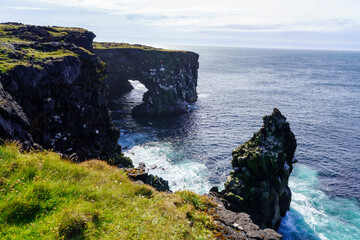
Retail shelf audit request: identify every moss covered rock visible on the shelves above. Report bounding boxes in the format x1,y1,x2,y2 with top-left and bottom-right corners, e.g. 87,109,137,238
220,108,297,230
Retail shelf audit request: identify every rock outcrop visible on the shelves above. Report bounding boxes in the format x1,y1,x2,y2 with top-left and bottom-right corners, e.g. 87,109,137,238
213,108,297,230
207,194,282,240
94,42,199,115
0,23,132,167
123,162,170,192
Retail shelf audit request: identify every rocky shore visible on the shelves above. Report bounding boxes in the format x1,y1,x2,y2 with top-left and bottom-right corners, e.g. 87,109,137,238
207,194,282,240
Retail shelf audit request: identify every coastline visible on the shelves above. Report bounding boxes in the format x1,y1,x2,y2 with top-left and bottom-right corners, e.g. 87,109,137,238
0,23,285,239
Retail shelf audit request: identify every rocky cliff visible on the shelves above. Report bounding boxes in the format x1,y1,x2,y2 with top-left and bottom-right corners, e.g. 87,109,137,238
207,195,282,240
93,42,199,115
0,23,131,167
212,108,297,230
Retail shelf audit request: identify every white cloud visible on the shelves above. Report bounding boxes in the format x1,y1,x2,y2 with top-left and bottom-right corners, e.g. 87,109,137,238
32,0,360,32
2,0,359,49
2,6,51,11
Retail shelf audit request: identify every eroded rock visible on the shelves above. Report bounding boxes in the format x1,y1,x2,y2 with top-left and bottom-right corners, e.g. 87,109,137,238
94,43,199,115
219,108,297,230
207,193,282,240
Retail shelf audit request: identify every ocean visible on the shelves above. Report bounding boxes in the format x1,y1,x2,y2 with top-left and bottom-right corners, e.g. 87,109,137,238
114,47,360,240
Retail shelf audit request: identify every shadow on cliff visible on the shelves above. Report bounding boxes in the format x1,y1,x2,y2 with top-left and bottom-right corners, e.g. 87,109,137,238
111,79,199,144
110,80,149,116
113,108,199,150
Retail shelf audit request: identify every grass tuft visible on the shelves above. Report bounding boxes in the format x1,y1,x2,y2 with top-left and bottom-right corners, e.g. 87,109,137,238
1,197,41,225
177,191,216,210
58,206,100,240
135,186,154,198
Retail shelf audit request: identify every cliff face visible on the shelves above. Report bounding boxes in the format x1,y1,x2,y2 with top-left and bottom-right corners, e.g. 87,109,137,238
0,82,33,146
213,108,297,230
94,43,199,115
0,23,131,167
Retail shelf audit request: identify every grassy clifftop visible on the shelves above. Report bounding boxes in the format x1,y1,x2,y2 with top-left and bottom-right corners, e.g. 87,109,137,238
0,143,216,240
0,42,77,74
0,23,88,42
0,23,94,74
93,42,186,53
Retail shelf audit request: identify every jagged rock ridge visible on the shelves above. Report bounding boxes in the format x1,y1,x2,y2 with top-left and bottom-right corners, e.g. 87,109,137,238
94,42,199,115
213,108,297,230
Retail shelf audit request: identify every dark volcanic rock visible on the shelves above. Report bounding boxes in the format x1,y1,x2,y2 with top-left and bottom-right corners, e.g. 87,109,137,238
219,108,297,230
0,82,33,147
208,193,282,240
0,23,132,167
94,45,199,115
124,163,170,192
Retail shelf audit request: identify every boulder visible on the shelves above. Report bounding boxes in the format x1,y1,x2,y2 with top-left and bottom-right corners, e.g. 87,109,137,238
124,163,170,192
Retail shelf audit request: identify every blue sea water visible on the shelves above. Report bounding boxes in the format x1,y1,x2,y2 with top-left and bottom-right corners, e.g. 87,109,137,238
114,47,360,240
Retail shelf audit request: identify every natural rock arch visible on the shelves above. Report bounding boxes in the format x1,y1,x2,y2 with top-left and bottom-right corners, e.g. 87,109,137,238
94,45,199,115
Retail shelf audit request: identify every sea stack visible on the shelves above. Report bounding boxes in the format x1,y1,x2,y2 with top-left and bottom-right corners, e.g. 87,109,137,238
218,108,297,230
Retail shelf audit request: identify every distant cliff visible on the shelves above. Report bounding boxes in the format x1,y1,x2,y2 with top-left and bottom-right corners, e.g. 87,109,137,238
93,42,199,115
0,23,131,167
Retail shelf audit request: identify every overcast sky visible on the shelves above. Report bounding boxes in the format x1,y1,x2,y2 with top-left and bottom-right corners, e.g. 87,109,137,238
1,0,360,50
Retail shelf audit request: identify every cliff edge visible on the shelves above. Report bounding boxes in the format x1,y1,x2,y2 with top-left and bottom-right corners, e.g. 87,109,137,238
94,42,199,115
0,23,131,167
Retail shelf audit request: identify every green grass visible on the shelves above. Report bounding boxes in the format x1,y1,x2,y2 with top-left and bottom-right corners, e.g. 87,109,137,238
93,42,186,53
0,43,77,73
52,27,88,33
0,24,34,43
0,24,21,34
0,23,88,74
0,143,216,240
0,24,87,42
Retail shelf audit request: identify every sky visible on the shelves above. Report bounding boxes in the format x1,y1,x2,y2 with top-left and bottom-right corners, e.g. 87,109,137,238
1,0,360,50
